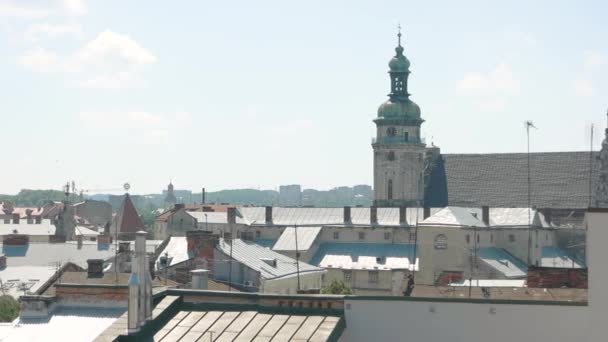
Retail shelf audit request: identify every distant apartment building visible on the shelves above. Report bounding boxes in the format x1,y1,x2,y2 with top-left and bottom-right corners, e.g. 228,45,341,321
279,184,301,206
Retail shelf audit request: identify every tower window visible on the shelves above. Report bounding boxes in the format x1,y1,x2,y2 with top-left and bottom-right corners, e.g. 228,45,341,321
387,151,395,161
403,132,409,142
386,127,396,137
387,179,393,200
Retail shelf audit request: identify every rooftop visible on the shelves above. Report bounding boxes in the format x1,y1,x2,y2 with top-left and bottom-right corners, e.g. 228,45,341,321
272,226,322,252
216,239,324,280
310,242,419,271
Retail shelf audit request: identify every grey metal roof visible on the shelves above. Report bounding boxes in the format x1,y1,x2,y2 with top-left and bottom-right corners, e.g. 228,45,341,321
425,152,598,209
155,237,189,270
215,239,324,280
1,242,117,268
0,219,56,235
541,246,584,268
0,265,57,299
187,211,248,225
272,226,322,251
240,207,441,227
309,243,418,270
477,247,528,278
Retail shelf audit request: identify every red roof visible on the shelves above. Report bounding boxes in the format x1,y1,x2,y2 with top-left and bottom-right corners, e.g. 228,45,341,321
115,194,145,233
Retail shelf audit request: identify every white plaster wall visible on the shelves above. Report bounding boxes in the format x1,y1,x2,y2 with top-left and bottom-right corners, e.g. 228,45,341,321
261,271,324,294
341,299,588,342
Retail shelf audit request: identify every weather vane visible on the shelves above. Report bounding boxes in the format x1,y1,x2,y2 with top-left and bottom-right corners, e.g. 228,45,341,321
397,23,402,46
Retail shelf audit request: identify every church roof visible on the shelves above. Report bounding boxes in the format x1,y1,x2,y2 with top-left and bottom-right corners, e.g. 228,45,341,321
114,193,146,233
425,151,598,209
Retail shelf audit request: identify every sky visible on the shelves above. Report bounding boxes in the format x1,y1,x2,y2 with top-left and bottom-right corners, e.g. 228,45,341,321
1,0,607,195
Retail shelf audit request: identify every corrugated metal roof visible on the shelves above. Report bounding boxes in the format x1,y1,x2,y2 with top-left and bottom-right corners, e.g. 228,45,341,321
216,239,324,280
541,246,584,268
421,207,486,227
0,242,117,269
477,247,527,278
0,265,57,299
309,243,418,271
272,226,322,251
187,211,249,225
155,237,189,270
240,207,441,226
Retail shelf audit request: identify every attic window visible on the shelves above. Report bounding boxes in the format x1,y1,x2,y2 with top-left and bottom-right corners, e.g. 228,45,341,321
509,234,516,242
465,234,470,244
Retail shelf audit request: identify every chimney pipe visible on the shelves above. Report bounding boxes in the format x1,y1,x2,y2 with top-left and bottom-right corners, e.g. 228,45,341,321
399,206,407,225
343,206,351,224
87,259,104,277
227,207,237,224
265,206,273,224
423,207,431,220
543,208,552,226
191,269,209,290
370,206,378,225
202,188,206,204
482,206,490,225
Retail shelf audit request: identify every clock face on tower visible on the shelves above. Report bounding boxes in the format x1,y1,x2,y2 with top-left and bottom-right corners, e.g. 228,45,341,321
386,127,396,137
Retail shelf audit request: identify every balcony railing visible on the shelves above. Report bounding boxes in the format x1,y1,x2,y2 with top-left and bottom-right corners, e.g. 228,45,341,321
372,136,425,144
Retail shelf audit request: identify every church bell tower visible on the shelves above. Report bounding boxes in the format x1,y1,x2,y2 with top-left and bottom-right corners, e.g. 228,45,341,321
373,29,426,207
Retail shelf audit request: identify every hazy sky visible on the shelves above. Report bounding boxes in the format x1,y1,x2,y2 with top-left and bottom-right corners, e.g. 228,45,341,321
1,0,607,194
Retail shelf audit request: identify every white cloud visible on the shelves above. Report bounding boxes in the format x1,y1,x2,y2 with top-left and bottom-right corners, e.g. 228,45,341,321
79,110,190,144
0,1,50,19
574,79,594,97
458,63,520,94
62,0,86,16
19,47,61,73
457,63,520,110
584,50,605,70
20,30,156,88
23,22,82,42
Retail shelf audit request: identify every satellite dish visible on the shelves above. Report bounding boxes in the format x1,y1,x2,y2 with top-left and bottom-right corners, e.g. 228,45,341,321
123,183,131,191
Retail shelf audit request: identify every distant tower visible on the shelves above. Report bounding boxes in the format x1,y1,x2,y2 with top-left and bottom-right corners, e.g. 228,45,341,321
164,182,177,208
373,28,426,207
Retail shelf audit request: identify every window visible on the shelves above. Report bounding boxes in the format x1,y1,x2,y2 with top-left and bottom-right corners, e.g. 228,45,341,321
546,233,549,241
387,151,395,161
369,271,379,283
465,234,470,244
255,230,261,238
403,131,409,142
476,234,480,243
384,232,391,240
490,234,494,243
434,234,447,249
387,179,393,200
358,232,365,240
509,234,516,242
386,127,396,137
409,232,417,241
333,231,340,240
343,270,352,282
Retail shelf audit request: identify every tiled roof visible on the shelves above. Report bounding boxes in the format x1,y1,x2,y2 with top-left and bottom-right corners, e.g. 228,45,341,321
272,226,322,251
216,239,324,280
425,152,599,209
309,243,419,271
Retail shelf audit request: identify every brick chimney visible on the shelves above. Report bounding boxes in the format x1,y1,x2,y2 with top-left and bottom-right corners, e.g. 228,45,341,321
227,207,237,224
187,230,218,265
370,206,378,225
343,206,351,224
399,206,407,225
423,207,431,220
87,259,104,278
265,206,273,224
482,206,490,225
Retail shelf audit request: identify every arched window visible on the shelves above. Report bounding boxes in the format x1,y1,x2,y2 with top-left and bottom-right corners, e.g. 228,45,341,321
434,234,448,249
387,179,393,200
387,151,395,161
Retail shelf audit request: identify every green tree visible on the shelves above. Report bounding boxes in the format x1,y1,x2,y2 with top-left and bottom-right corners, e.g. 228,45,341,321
0,295,19,322
321,280,353,295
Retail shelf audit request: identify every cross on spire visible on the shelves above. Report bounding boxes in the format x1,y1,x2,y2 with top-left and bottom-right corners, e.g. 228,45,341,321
397,23,402,47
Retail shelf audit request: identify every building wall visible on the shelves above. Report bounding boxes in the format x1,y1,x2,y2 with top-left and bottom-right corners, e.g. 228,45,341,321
261,272,324,294
322,268,405,296
73,200,112,227
341,299,588,342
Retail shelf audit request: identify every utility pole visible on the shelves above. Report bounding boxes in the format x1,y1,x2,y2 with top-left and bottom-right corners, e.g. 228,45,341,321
294,224,301,292
525,121,536,266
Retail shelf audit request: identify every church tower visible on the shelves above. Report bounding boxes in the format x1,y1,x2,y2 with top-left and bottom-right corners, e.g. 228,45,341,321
373,29,426,207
